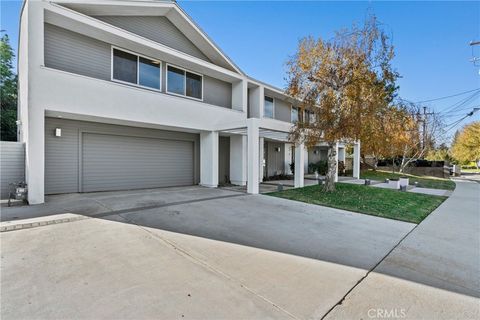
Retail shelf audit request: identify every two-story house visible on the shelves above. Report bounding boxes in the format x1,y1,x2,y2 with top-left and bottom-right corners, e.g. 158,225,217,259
18,0,361,204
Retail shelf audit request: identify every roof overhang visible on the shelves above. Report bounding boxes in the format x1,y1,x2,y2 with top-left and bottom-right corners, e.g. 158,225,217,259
52,0,244,75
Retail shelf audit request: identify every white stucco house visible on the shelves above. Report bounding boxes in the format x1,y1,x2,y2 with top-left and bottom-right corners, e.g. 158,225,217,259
17,0,361,204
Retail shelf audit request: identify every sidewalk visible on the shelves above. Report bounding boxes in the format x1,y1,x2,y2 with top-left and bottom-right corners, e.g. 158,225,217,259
325,179,480,319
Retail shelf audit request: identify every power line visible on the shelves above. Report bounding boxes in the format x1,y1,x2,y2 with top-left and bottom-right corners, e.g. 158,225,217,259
444,108,480,132
437,90,480,114
413,88,480,104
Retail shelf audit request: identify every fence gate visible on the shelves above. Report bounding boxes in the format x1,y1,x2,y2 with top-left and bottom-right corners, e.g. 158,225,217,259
0,141,25,199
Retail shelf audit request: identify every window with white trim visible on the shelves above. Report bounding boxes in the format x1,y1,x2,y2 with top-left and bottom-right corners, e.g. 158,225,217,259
167,65,203,100
112,48,161,90
291,106,299,123
264,96,274,118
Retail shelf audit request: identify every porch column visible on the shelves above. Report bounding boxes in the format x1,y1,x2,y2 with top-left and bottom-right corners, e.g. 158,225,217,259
304,147,309,173
200,131,219,188
26,109,45,204
247,119,260,194
259,137,264,182
294,143,305,188
284,143,293,175
353,140,361,179
334,142,339,182
230,135,247,185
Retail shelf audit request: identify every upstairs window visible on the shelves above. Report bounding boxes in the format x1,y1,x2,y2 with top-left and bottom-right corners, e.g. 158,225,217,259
306,110,315,124
291,106,299,123
167,65,203,100
112,48,161,90
264,96,274,118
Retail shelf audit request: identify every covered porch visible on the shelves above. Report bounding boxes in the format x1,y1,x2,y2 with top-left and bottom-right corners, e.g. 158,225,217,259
217,118,361,194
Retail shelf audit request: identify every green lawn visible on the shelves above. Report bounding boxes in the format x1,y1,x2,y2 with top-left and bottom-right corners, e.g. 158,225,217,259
360,169,455,190
268,183,447,224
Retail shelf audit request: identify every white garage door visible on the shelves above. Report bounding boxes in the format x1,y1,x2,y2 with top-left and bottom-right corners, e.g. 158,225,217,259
82,133,194,192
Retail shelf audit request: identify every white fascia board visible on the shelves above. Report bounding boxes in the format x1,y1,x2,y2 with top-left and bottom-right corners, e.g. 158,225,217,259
167,4,244,75
44,2,243,83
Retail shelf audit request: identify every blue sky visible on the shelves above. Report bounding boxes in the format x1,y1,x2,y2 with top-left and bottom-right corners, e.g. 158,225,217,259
1,0,479,133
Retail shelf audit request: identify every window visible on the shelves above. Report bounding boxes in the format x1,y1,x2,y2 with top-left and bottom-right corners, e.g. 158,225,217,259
113,49,137,84
186,72,202,99
264,96,274,118
167,66,185,95
139,57,161,89
112,48,161,90
306,110,315,124
291,106,299,123
167,65,203,100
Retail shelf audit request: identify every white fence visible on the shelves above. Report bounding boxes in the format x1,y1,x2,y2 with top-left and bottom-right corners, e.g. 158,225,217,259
1,141,25,199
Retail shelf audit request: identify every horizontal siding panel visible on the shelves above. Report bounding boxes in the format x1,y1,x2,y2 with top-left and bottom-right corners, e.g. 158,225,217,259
95,16,210,62
0,142,25,199
44,23,111,81
204,76,232,109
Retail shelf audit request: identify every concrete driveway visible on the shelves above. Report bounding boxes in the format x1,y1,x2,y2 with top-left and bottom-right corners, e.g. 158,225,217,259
1,186,415,319
2,183,475,319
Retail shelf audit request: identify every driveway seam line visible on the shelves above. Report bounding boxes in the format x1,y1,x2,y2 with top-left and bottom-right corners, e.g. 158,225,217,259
88,193,247,219
320,223,420,320
0,193,247,231
120,214,300,320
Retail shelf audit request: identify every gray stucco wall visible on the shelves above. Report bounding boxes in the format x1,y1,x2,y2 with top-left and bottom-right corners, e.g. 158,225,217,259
0,142,25,199
94,16,210,62
265,141,285,177
45,118,200,194
274,98,291,122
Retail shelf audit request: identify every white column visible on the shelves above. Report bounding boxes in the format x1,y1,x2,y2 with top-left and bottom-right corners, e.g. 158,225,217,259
25,1,46,204
232,80,247,112
230,135,247,185
304,147,309,173
259,137,264,182
258,86,265,118
247,119,260,194
284,143,293,175
334,142,339,182
353,141,361,179
26,109,45,204
294,143,305,188
200,131,219,188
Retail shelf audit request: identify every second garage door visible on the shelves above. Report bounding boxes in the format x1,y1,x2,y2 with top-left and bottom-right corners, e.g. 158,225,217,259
82,133,194,192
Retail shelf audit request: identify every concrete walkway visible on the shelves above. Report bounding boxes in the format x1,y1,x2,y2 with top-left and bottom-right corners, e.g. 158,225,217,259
325,179,480,319
341,178,453,196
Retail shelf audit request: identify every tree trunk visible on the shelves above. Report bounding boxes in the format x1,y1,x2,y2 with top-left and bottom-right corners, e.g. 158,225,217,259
324,142,337,192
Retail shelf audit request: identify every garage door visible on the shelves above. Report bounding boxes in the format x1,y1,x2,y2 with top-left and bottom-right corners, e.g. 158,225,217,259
82,133,194,192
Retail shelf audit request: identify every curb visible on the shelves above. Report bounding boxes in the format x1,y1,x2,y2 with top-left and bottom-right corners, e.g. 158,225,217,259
0,215,88,233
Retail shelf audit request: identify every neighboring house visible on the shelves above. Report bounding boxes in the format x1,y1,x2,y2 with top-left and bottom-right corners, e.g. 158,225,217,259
18,0,361,204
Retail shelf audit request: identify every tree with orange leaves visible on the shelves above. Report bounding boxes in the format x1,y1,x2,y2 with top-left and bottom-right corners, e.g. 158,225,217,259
286,15,398,191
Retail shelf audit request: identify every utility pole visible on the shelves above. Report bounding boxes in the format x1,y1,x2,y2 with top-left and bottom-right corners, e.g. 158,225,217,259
418,107,435,151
